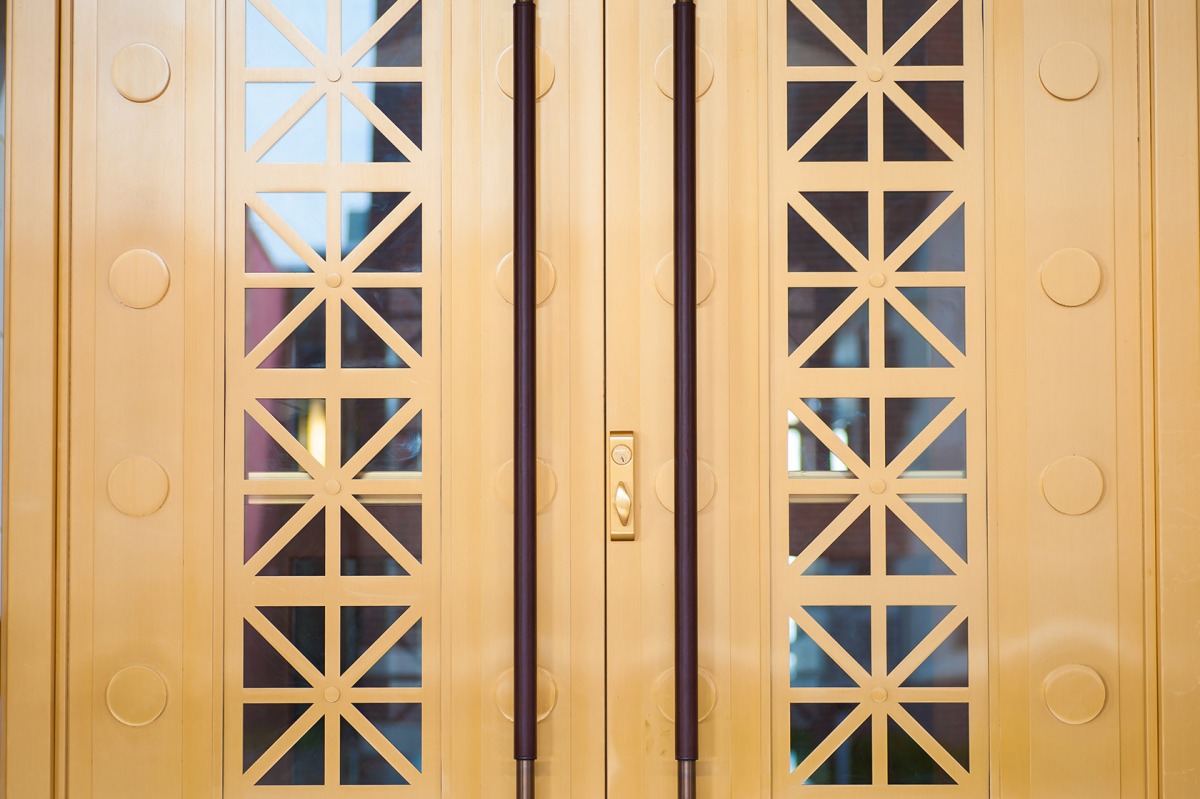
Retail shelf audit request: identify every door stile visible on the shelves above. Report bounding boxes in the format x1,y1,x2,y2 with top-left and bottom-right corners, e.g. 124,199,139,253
2,1,65,796
444,0,606,793
605,1,768,795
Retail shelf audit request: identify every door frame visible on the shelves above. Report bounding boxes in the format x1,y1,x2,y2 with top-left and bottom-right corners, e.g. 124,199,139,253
2,0,65,796
2,1,1198,797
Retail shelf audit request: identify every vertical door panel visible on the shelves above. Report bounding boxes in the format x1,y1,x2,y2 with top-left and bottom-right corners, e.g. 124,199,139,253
66,0,219,796
443,0,606,794
605,1,768,796
992,0,1151,795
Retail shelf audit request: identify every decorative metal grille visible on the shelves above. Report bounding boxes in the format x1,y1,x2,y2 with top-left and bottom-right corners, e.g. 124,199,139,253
227,1,437,792
775,0,987,791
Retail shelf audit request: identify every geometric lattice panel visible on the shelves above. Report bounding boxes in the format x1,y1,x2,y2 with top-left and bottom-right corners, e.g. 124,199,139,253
776,0,986,791
228,0,436,792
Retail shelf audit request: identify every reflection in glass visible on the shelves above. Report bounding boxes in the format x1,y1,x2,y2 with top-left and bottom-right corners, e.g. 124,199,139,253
361,207,422,272
904,618,968,688
790,703,869,781
885,191,951,258
245,621,310,687
884,94,949,162
789,496,859,557
883,0,939,52
886,505,953,575
790,289,868,368
898,81,965,147
270,0,327,54
894,1,963,67
884,398,966,477
811,0,868,51
886,605,954,672
787,1,852,66
791,617,856,687
343,289,422,368
342,192,410,257
885,304,950,368
261,96,327,163
246,2,317,68
788,398,868,473
259,397,324,461
244,704,322,781
803,96,868,162
899,204,965,272
244,412,302,475
341,607,421,688
899,287,965,354
245,292,327,373
900,703,970,771
888,715,956,784
245,83,313,151
787,82,853,150
807,191,869,257
342,502,421,575
247,192,327,271
343,190,422,271
259,605,326,672
904,495,967,561
258,509,326,576
346,0,422,67
788,206,854,273
340,398,421,475
342,85,422,163
259,716,325,785
341,704,422,785
808,605,871,672
245,499,316,562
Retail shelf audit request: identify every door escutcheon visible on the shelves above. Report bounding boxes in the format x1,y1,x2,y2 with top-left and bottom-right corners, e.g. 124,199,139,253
609,432,636,541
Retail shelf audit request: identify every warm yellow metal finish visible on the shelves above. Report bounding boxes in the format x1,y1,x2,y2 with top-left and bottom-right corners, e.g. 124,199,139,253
443,0,607,794
1150,2,1200,797
990,1,1153,796
605,1,768,795
768,0,988,793
2,0,1195,797
609,432,636,541
2,0,63,797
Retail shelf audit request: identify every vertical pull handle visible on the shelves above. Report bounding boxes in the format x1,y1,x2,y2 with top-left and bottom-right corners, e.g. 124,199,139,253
673,3,699,799
513,2,538,798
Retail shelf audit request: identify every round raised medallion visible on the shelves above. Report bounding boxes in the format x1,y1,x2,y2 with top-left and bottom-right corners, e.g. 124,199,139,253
107,456,170,518
495,459,558,514
654,252,717,306
1040,248,1102,307
1043,664,1106,725
496,251,557,306
495,667,558,722
109,249,170,309
654,460,718,513
496,45,556,99
112,43,171,103
1041,455,1104,516
1039,41,1100,101
653,667,719,723
654,46,716,99
106,666,169,727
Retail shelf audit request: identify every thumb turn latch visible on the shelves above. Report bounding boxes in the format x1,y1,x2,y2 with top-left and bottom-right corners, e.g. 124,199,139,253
609,432,636,541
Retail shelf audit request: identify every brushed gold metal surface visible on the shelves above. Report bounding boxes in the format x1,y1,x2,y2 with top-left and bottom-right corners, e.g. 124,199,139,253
1,1,1179,797
609,432,636,540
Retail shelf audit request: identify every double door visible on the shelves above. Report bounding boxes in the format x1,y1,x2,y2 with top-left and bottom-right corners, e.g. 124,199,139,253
28,0,1155,796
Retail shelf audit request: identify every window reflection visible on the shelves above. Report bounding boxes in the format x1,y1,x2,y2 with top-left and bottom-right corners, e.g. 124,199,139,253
790,703,871,782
